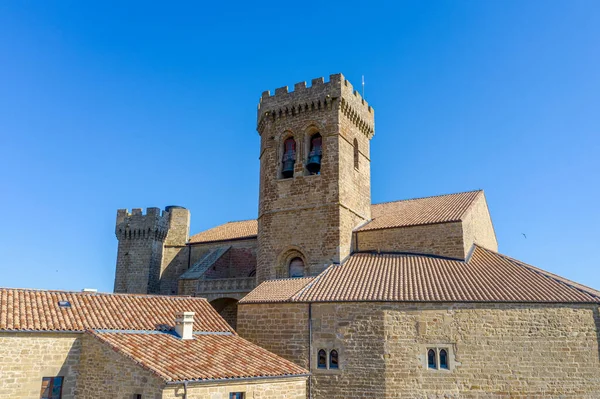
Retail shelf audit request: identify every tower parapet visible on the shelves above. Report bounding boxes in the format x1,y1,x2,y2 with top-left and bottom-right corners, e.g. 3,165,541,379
115,207,169,242
257,73,374,139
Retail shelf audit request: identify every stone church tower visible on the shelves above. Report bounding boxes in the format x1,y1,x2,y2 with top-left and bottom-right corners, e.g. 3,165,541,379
256,74,375,283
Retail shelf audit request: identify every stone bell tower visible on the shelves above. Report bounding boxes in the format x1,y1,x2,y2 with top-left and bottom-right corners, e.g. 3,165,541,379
256,73,375,283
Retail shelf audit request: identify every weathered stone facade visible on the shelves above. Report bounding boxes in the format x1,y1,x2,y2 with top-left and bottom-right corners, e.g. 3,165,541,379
238,301,600,398
256,74,374,283
162,378,307,399
0,333,80,399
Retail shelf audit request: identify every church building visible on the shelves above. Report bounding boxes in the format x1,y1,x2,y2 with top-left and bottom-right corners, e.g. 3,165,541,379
113,73,600,397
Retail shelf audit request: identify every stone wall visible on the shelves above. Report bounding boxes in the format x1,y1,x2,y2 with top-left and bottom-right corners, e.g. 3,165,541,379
190,239,257,274
161,245,190,295
356,222,466,259
0,332,81,399
256,74,374,283
162,377,307,399
461,193,498,254
237,303,310,368
76,334,164,399
238,301,600,398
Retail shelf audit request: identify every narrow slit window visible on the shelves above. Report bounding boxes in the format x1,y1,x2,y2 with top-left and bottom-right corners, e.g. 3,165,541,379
229,393,245,399
427,349,437,369
282,137,296,178
353,138,359,169
439,349,448,369
329,350,339,369
317,349,327,369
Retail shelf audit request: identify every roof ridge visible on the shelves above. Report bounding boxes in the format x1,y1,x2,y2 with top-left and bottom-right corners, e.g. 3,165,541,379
472,245,600,300
0,287,204,301
372,189,483,207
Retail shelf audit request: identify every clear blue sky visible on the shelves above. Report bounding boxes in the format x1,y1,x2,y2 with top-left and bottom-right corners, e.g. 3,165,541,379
1,1,598,293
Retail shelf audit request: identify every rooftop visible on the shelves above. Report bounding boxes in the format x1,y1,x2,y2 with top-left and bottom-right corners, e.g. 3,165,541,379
89,330,309,383
241,246,600,304
188,190,484,244
0,288,233,333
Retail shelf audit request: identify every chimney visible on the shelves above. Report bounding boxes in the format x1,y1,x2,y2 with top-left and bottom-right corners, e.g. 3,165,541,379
175,312,195,340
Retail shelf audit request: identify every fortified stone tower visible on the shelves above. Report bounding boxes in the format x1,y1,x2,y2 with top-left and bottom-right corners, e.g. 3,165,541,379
256,73,375,283
114,206,190,294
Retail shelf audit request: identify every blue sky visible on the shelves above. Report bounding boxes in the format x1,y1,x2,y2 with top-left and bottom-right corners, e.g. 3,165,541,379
1,1,598,292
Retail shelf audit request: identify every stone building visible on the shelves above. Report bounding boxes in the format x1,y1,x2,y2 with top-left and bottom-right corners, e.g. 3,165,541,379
113,73,600,397
0,287,308,399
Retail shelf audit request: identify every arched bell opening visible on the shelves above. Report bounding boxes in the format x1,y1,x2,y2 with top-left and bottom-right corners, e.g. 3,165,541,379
306,133,322,175
281,136,296,179
209,297,239,330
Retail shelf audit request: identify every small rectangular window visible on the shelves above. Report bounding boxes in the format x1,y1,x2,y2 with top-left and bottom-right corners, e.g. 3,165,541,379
40,377,63,399
230,393,245,399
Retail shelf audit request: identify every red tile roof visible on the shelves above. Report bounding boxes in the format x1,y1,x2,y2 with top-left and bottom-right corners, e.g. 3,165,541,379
189,220,258,244
242,246,600,304
89,330,309,382
187,191,484,243
0,288,234,333
359,190,483,232
240,277,315,304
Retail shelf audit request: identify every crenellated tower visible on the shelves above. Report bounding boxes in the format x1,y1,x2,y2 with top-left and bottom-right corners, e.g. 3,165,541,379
114,206,190,294
256,73,375,283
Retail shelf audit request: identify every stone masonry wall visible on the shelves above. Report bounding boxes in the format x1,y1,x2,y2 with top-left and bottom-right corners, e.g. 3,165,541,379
256,74,374,283
0,333,81,399
356,222,466,259
76,334,164,399
239,302,600,398
190,239,257,274
237,303,310,368
461,193,498,254
162,377,307,399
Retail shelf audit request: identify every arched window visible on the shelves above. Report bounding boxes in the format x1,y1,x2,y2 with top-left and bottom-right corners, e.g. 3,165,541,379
306,133,322,175
439,349,448,369
427,349,437,369
353,138,359,170
329,350,339,369
317,349,327,369
282,137,296,178
289,257,305,278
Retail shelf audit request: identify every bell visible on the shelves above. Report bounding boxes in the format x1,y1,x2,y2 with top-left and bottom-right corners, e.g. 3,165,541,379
282,159,295,178
306,150,322,174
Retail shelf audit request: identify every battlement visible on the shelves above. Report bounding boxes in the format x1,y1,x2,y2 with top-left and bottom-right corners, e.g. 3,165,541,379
257,73,375,138
115,207,170,241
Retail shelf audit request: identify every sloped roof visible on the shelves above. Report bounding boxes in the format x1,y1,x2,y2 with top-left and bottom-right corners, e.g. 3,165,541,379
188,191,484,244
0,288,233,333
189,220,258,244
88,330,309,383
180,246,231,280
241,246,600,304
240,277,315,304
359,190,483,232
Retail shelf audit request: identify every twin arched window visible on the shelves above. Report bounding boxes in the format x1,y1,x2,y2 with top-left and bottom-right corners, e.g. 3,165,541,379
317,349,339,369
289,257,305,278
428,348,449,370
281,132,323,178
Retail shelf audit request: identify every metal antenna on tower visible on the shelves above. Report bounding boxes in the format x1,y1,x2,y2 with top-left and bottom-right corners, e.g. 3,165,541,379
362,75,365,98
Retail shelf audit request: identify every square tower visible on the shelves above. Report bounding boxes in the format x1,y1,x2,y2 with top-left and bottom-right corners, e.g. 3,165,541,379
256,73,375,282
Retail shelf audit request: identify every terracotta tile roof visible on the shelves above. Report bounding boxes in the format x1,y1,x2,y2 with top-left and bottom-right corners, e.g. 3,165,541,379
89,330,309,382
187,191,483,243
0,288,234,333
189,220,258,243
242,246,600,304
359,190,483,231
240,277,315,304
